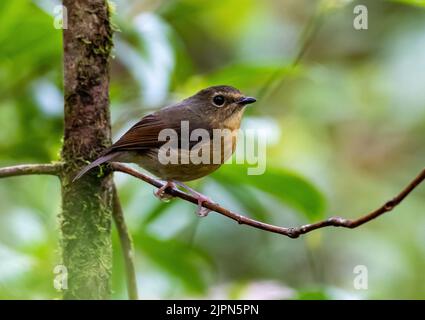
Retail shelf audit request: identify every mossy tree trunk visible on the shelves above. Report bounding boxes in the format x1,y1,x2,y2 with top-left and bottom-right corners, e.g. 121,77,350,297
60,0,114,299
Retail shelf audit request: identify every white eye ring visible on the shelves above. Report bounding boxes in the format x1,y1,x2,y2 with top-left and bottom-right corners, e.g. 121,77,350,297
212,95,225,107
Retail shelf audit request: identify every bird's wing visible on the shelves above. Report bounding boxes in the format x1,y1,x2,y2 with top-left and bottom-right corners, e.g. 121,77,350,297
107,113,170,153
74,112,172,181
105,103,212,155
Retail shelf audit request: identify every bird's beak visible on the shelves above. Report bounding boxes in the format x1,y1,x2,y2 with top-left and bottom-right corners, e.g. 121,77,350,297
238,96,257,106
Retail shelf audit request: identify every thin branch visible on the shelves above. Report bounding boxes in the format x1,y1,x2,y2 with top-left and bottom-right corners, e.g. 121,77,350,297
0,163,62,178
257,9,325,101
112,163,425,239
112,184,138,300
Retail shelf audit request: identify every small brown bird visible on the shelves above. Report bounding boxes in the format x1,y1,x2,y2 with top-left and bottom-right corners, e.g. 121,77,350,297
74,85,256,215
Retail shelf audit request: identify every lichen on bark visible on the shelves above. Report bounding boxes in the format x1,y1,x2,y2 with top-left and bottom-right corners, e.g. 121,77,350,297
60,0,114,299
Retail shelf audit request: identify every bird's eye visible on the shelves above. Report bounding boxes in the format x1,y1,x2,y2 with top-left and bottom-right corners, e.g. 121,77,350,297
213,95,225,107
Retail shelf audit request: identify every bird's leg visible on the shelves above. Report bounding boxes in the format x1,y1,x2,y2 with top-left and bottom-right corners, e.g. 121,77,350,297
154,180,176,202
174,181,214,217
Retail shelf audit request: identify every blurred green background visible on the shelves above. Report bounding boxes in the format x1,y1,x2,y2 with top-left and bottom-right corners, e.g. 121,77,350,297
0,0,424,299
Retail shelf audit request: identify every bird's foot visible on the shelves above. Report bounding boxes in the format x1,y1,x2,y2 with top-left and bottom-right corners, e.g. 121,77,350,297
154,181,176,202
174,181,215,217
194,194,213,217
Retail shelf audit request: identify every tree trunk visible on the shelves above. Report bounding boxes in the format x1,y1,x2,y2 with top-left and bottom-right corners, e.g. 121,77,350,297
60,0,114,299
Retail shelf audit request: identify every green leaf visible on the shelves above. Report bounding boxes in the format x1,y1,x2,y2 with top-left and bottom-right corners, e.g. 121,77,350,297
212,165,326,221
0,1,61,98
214,181,270,222
180,63,297,95
133,231,211,293
140,200,174,226
390,0,425,7
207,64,293,89
296,289,331,300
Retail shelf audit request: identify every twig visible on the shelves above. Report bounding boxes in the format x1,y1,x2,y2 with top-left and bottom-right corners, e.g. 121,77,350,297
112,184,138,300
112,163,425,239
0,163,62,178
257,9,324,101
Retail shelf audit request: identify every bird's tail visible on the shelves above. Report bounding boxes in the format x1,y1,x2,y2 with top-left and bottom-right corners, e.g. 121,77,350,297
72,152,118,182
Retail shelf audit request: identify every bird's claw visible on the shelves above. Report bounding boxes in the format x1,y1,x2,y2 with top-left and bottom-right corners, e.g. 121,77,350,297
164,180,216,217
195,194,214,217
154,181,176,202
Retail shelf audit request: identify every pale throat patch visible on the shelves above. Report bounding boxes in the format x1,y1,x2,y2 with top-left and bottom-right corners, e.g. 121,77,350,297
222,109,244,130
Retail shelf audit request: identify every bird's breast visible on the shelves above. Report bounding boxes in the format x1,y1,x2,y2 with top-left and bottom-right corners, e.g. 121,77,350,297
122,129,239,181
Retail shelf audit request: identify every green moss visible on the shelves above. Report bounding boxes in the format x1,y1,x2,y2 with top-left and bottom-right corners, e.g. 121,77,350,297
60,0,115,300
60,176,113,299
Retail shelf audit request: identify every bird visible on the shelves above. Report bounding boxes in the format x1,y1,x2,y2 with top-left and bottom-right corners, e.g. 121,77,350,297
73,85,256,216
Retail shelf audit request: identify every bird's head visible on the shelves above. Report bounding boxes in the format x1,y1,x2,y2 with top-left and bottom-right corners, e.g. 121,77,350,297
186,85,256,129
